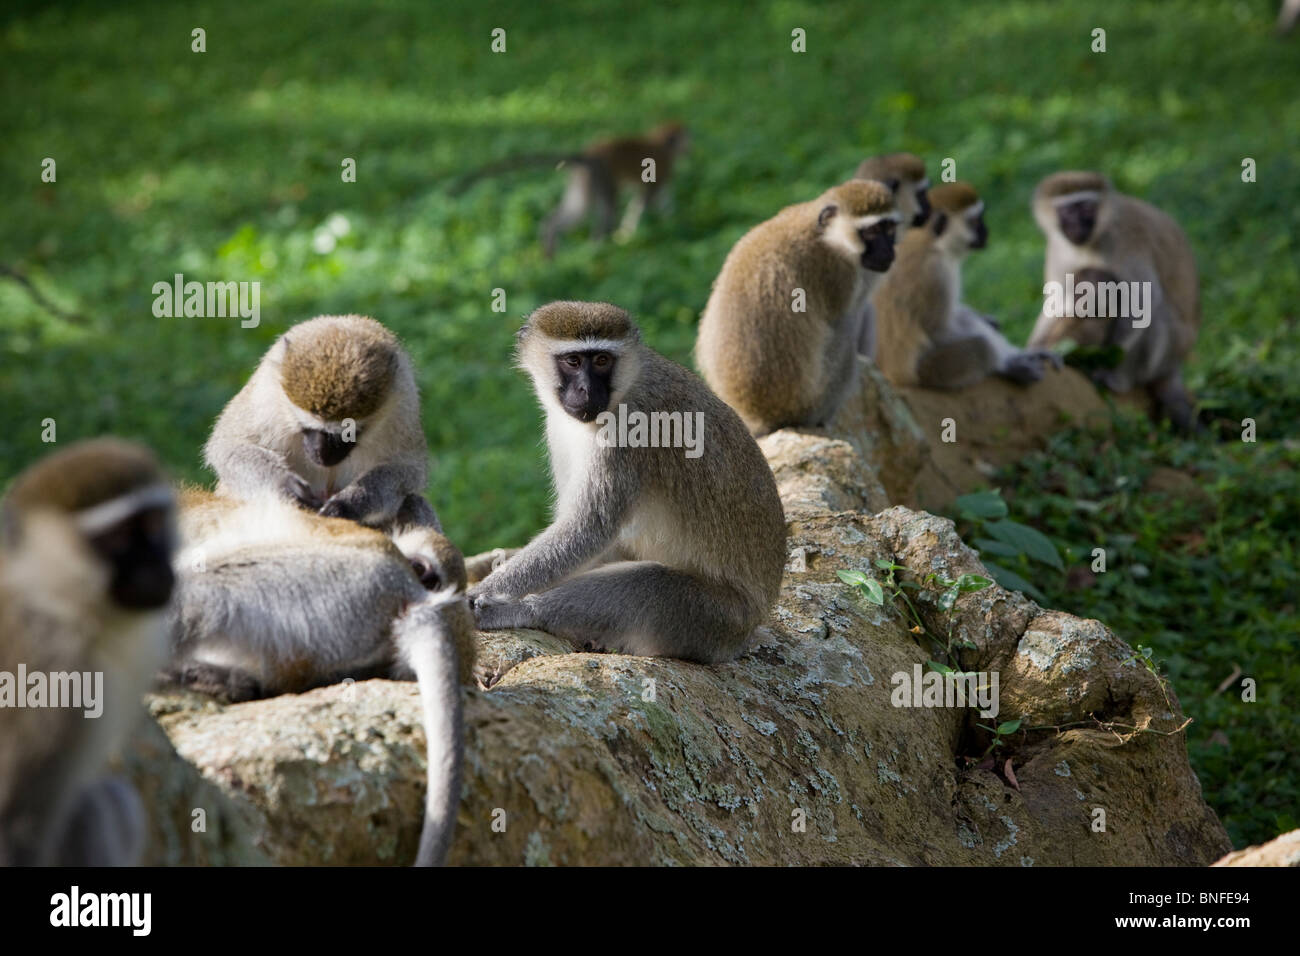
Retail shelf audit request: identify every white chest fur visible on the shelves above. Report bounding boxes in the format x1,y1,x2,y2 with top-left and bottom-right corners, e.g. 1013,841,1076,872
546,410,598,516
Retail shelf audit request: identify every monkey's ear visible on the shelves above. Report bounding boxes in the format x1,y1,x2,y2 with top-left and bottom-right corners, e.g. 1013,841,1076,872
817,204,838,229
884,177,900,194
931,212,948,236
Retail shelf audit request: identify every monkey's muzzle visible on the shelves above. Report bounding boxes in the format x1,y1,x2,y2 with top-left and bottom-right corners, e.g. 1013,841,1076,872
860,232,896,272
303,429,353,467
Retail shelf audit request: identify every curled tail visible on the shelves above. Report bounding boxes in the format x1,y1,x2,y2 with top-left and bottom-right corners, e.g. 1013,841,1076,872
394,589,467,867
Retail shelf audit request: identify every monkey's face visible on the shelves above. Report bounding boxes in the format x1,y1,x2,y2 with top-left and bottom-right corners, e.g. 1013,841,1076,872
86,503,176,610
967,211,989,250
857,219,897,272
555,350,614,422
911,182,932,227
302,427,355,468
1057,198,1099,245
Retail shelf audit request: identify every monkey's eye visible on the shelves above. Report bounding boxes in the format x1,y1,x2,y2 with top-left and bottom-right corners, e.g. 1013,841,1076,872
562,355,583,370
592,352,612,370
882,221,896,241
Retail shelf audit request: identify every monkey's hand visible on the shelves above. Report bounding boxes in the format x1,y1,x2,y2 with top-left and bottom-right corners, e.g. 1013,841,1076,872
469,592,541,631
282,472,324,511
1037,349,1065,371
319,491,363,522
999,352,1053,385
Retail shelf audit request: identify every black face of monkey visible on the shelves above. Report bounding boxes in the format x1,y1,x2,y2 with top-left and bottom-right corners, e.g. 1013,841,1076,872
555,350,614,422
302,428,354,467
913,186,931,227
969,213,988,249
89,505,175,610
858,220,897,272
1057,199,1099,245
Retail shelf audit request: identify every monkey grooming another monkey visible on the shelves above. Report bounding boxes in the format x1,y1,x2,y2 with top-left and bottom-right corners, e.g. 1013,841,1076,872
873,181,1060,389
454,122,690,257
205,314,440,534
852,152,932,356
1028,171,1200,430
0,439,176,866
165,488,473,866
469,302,786,664
695,179,900,436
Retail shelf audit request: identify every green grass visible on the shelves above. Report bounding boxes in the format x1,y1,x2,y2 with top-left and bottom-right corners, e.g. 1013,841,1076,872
1,0,1296,848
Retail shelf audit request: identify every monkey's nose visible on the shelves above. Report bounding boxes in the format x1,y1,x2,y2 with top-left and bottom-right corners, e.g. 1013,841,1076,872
304,430,352,467
411,557,442,590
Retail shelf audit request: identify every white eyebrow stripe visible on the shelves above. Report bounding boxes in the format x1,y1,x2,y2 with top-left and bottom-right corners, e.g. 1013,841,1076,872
916,178,930,190
75,483,174,535
855,212,901,227
967,200,985,217
547,338,627,354
1051,190,1102,207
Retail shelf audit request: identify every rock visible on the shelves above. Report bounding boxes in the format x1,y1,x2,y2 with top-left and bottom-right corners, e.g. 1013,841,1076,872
769,361,1108,514
123,712,271,865
129,426,1230,865
818,359,930,505
758,430,890,516
1214,829,1300,867
894,366,1108,512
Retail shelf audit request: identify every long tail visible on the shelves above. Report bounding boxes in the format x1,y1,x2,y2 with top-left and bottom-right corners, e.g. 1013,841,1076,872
449,152,592,195
393,590,466,867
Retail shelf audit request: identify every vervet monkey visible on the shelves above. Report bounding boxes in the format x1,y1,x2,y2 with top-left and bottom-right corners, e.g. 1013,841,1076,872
1280,0,1300,34
855,152,931,229
469,302,786,664
853,152,932,355
695,180,900,436
0,439,176,866
454,122,690,256
874,182,1060,389
165,489,473,866
205,314,440,533
1028,171,1199,429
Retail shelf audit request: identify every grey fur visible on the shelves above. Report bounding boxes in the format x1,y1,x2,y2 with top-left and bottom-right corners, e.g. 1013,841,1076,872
0,443,172,866
470,304,787,664
204,315,439,534
165,494,469,866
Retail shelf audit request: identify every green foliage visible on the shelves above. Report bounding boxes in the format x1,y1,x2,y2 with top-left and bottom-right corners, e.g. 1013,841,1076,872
1,0,1296,850
995,405,1300,849
955,490,1062,601
838,563,992,662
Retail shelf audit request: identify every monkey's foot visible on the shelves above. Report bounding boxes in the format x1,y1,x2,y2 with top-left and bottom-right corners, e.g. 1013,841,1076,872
161,662,263,703
469,594,541,631
282,473,324,511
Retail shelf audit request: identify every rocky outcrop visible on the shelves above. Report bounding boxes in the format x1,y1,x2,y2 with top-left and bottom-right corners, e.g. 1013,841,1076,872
1214,829,1300,867
129,418,1230,866
819,359,1108,512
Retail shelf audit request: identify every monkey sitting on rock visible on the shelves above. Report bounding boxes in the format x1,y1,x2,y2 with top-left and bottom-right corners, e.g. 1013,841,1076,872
469,301,787,664
695,179,900,436
164,487,474,866
873,182,1061,389
205,314,441,542
1027,171,1200,430
852,152,932,357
